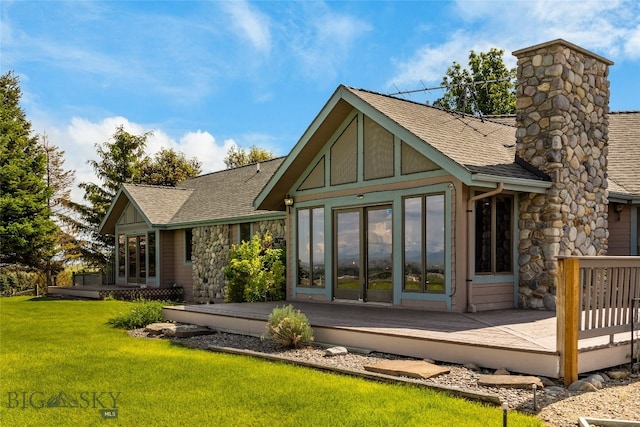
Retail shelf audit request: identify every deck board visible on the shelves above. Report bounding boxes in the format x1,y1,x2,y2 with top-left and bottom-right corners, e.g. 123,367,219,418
164,301,635,377
167,301,558,353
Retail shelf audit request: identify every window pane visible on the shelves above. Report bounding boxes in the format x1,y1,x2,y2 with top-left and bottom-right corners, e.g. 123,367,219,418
495,196,512,273
475,198,492,273
403,198,423,291
239,223,251,243
367,208,393,291
118,235,125,277
426,195,445,293
138,236,146,279
297,210,310,286
148,232,156,278
128,236,136,280
311,208,325,287
336,211,360,290
185,229,193,262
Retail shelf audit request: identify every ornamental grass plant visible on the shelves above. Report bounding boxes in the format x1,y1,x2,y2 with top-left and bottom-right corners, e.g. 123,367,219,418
263,304,314,348
107,298,168,329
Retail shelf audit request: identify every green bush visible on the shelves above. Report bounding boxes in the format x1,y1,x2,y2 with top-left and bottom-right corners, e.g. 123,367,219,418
224,232,285,303
107,299,167,329
263,305,313,349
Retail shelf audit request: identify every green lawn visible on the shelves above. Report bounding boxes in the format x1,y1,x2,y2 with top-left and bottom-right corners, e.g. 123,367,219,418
0,297,542,427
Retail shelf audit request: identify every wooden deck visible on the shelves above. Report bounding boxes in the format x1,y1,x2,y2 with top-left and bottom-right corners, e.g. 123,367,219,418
164,301,635,379
163,302,561,377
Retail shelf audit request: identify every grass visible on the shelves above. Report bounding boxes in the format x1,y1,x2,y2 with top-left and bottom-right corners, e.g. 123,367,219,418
0,297,543,426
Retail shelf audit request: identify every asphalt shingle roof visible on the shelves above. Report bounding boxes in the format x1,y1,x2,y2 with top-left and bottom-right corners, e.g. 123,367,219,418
123,157,284,227
118,90,638,229
607,111,640,196
344,87,545,181
122,184,193,225
172,157,284,223
351,86,638,197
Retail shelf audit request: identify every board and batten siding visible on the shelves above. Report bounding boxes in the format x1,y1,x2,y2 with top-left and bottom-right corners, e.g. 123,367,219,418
607,204,631,256
160,229,194,302
159,231,176,286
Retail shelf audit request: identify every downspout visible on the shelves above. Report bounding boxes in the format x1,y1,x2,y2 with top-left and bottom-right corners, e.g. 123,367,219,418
466,182,504,313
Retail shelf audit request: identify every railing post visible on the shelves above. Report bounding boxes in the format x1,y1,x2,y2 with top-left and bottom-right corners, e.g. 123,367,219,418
558,257,580,386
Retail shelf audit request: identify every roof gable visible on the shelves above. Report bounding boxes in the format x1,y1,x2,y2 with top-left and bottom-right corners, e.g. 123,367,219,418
256,85,549,211
100,157,285,234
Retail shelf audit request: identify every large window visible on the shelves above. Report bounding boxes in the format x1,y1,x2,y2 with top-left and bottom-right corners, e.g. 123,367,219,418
475,195,513,274
403,194,445,293
297,208,325,287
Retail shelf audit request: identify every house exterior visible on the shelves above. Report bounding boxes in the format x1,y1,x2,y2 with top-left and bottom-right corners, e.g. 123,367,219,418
99,158,286,302
255,39,639,313
101,39,638,309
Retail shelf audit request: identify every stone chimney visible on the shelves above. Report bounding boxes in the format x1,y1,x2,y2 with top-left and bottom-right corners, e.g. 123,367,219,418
513,39,613,309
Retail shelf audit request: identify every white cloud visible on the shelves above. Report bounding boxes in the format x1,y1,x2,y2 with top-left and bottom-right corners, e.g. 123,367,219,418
388,34,476,89
31,115,237,203
287,4,371,81
389,0,640,90
624,23,640,59
220,0,271,53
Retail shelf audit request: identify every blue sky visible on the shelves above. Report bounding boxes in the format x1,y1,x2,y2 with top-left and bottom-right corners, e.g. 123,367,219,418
2,1,639,202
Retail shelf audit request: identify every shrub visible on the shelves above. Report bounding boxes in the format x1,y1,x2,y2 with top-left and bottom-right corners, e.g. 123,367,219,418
107,299,167,329
263,305,313,349
224,232,285,303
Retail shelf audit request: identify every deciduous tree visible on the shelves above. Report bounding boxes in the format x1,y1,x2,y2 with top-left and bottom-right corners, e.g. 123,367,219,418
42,134,81,285
136,148,201,186
224,144,274,169
433,48,516,116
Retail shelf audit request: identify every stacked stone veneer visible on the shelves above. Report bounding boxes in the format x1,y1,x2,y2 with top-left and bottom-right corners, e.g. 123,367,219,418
191,219,285,301
514,40,612,309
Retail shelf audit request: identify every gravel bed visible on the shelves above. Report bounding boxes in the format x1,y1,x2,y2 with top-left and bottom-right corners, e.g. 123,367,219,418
130,328,640,426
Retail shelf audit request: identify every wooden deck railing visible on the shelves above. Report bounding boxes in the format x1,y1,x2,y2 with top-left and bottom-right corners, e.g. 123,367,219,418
557,256,640,385
72,272,106,286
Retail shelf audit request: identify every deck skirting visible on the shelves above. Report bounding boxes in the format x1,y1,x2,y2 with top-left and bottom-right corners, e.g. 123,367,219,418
163,303,563,378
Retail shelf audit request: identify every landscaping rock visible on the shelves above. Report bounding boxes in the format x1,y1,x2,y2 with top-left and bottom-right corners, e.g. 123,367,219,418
145,322,175,336
544,386,566,397
173,324,215,338
145,322,214,338
463,362,480,372
606,370,630,380
364,360,450,379
324,346,348,357
567,380,598,392
539,377,556,387
478,374,544,389
494,368,510,375
584,374,605,389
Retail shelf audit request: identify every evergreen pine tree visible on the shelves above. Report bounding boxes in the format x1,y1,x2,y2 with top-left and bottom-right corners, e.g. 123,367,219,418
0,71,58,269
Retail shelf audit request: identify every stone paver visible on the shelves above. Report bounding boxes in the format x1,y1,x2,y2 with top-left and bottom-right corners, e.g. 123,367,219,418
364,360,450,379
